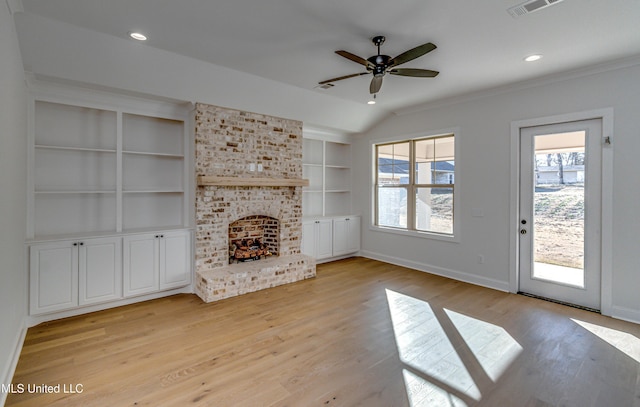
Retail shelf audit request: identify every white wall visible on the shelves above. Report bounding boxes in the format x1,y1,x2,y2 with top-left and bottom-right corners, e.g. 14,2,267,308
353,62,640,322
0,1,28,398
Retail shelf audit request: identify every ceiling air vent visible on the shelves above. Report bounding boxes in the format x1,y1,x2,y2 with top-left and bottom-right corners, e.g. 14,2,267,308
507,0,565,18
315,83,335,90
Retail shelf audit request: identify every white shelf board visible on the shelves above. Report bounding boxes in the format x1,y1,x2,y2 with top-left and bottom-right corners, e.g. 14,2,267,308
35,190,116,194
35,145,116,153
123,189,184,194
122,150,184,158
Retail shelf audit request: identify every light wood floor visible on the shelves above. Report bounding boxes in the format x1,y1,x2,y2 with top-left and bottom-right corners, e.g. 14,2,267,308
7,257,640,406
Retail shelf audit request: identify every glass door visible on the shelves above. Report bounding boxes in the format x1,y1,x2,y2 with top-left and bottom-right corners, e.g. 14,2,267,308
519,119,602,310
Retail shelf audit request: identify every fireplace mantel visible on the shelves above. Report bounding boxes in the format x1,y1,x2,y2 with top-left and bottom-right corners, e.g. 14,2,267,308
197,176,309,187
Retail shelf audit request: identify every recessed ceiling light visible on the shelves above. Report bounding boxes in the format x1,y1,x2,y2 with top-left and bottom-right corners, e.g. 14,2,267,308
524,54,542,62
129,32,148,41
367,100,376,105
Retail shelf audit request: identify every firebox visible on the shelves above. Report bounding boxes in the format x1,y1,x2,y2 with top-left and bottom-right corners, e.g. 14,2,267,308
228,215,279,264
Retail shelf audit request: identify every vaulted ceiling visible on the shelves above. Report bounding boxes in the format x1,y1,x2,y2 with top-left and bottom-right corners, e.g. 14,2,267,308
14,0,640,133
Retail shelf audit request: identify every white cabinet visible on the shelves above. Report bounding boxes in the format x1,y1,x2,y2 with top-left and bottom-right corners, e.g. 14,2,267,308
302,138,352,217
160,231,192,290
123,233,158,296
78,237,123,306
124,230,191,297
332,216,361,257
30,237,122,314
302,216,360,261
301,219,333,259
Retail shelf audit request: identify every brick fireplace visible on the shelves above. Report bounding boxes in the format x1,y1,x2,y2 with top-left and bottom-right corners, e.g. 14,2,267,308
194,103,315,303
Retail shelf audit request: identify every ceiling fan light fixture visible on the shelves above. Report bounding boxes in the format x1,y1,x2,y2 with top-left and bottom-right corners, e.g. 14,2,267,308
129,32,148,41
524,54,542,62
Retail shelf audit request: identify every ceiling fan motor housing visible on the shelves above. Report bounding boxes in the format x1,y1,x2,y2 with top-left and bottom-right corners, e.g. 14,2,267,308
368,54,391,76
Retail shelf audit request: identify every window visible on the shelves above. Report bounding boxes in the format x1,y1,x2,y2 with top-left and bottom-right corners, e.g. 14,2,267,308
375,134,455,235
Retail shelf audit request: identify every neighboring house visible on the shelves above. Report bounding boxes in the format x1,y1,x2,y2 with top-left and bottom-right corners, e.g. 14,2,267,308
536,165,584,185
378,158,455,185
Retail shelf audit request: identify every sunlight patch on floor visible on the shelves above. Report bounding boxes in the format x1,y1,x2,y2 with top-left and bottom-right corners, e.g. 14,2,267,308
402,369,468,407
386,290,483,404
444,309,522,382
572,318,640,363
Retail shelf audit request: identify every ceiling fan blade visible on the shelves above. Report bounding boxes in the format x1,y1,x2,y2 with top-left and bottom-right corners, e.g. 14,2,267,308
370,76,383,94
336,50,375,69
389,68,439,78
318,72,369,85
389,42,437,68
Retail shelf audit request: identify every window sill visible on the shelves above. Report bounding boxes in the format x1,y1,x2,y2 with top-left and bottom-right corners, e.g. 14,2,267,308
369,224,460,243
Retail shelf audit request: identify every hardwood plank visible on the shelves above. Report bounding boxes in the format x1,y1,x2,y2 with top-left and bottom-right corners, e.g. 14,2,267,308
7,257,640,406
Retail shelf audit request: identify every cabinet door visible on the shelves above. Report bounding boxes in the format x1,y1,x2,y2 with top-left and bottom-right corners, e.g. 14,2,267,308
332,218,349,256
30,241,78,314
123,233,159,296
78,237,122,305
333,217,361,256
346,216,361,253
316,219,334,259
159,231,192,290
301,220,316,257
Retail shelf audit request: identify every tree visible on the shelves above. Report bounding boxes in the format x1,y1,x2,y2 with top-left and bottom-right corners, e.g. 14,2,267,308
556,153,564,184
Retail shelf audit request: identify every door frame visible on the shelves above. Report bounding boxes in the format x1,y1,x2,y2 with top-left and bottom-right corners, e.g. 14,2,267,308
509,108,614,315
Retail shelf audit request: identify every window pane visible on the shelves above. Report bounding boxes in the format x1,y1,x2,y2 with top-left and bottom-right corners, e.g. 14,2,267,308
433,160,455,184
416,187,453,234
434,137,455,185
414,139,434,183
378,187,407,228
415,136,455,185
378,142,410,185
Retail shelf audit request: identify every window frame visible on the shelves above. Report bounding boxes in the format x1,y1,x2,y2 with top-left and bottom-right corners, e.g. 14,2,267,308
372,131,460,242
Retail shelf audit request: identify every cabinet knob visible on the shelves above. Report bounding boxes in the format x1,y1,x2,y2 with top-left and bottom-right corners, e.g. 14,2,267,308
160,235,165,238
73,242,78,246
79,242,84,246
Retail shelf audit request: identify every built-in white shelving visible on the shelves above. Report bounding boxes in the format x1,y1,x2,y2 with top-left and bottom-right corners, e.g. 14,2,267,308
29,100,190,240
302,137,352,217
26,86,194,321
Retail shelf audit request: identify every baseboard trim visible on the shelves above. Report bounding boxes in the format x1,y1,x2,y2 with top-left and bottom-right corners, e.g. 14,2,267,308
610,305,640,325
360,250,510,292
1,320,27,406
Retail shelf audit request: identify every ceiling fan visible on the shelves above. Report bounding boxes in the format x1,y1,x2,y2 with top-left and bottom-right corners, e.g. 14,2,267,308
318,36,439,95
